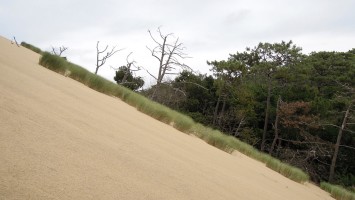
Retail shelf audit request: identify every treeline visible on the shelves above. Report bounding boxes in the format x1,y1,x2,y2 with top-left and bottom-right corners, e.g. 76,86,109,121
141,41,355,187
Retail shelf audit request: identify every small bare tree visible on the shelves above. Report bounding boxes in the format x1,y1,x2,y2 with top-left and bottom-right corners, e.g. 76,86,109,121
51,46,68,56
122,52,141,84
146,27,189,99
111,52,141,84
112,52,145,91
12,37,20,47
95,41,122,75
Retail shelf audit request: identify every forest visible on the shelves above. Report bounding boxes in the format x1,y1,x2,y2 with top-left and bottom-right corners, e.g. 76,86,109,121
115,39,355,188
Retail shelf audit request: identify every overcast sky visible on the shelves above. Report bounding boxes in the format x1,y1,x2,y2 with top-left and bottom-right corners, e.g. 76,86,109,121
1,0,355,86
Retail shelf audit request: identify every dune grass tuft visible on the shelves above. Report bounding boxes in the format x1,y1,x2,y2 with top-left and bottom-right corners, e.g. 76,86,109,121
320,182,355,200
266,159,310,183
34,48,313,183
21,42,43,54
39,52,67,73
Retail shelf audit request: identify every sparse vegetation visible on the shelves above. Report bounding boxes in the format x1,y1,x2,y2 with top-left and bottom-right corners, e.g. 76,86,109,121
321,182,355,200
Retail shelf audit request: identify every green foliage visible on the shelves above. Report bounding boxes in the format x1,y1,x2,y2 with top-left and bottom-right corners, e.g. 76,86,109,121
39,52,67,73
86,76,107,93
67,63,90,81
21,42,43,54
308,51,355,99
173,70,217,113
114,66,144,91
321,182,355,200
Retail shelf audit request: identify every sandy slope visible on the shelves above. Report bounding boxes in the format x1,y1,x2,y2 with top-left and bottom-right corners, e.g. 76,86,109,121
0,36,334,200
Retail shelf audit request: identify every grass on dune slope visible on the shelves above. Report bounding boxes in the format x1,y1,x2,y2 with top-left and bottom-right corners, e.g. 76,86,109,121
21,42,43,54
321,182,355,200
26,44,311,184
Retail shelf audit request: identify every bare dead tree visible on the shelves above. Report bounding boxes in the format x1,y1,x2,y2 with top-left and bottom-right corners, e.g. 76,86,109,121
146,27,190,100
269,96,282,155
51,46,68,56
12,37,20,47
328,84,355,182
111,52,141,84
329,103,353,182
234,117,246,137
95,41,122,75
122,52,141,83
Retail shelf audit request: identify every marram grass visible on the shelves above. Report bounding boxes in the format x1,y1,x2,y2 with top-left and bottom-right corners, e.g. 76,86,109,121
21,42,43,54
26,44,312,184
320,182,355,200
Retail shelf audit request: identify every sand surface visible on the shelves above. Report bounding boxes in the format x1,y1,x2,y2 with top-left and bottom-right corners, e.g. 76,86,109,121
0,36,334,200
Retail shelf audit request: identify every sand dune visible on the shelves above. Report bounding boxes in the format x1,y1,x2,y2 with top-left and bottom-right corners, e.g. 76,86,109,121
0,36,334,199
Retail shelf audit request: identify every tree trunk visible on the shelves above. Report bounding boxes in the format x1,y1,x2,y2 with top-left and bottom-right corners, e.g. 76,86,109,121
121,68,130,84
213,94,222,126
269,96,281,155
218,95,227,126
234,117,245,137
261,81,272,151
277,137,282,152
150,81,161,100
329,103,351,182
95,48,100,74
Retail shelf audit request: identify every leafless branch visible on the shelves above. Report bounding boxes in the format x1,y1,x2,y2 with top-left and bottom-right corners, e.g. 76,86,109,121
321,124,341,129
321,124,355,133
173,81,209,90
125,52,140,71
339,145,355,150
345,129,355,134
140,66,157,80
95,41,123,74
146,27,190,100
13,37,20,47
160,82,187,96
59,46,68,56
51,46,68,56
278,138,331,146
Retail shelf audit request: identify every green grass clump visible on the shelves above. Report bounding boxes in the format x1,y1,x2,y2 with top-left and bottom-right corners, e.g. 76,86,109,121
321,182,355,200
39,52,67,73
21,42,43,54
67,63,90,81
37,49,310,183
170,111,195,132
266,159,309,183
